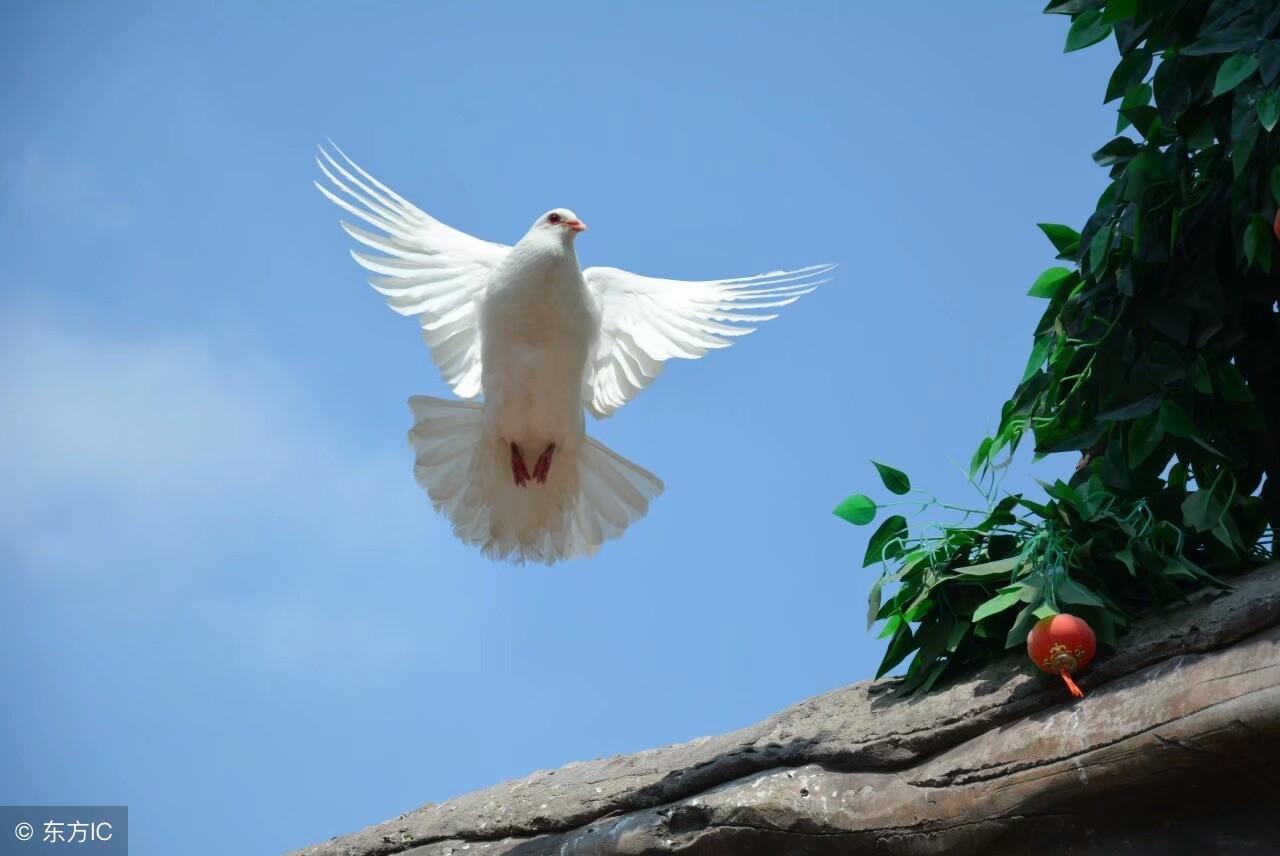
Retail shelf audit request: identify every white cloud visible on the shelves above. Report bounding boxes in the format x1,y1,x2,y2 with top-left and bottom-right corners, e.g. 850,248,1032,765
1,151,133,230
0,307,433,669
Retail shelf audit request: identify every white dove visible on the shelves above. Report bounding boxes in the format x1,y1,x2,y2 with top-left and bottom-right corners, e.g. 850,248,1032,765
316,144,833,564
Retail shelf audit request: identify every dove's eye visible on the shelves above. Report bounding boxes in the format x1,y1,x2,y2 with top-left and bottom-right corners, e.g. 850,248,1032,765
547,213,562,224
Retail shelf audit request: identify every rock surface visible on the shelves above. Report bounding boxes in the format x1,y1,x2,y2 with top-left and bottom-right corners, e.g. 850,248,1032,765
291,565,1280,856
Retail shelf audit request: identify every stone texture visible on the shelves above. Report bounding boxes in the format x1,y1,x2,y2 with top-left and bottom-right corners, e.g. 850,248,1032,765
290,565,1280,856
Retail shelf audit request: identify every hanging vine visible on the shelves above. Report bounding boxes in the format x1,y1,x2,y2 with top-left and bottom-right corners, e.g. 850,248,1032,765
836,0,1279,693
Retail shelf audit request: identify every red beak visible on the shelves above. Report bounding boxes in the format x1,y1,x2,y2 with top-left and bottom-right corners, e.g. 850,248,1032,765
565,219,588,232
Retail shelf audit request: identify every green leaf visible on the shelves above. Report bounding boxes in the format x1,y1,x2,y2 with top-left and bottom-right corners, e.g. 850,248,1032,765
1043,0,1095,14
904,596,934,622
862,514,908,567
875,621,917,679
1215,518,1245,556
1233,116,1259,179
1098,391,1162,421
899,548,929,576
1005,602,1041,649
1212,522,1239,553
1184,116,1214,149
1043,478,1084,508
1159,400,1196,438
1034,420,1106,455
1107,50,1151,102
956,556,1023,578
1022,335,1053,382
1123,150,1168,200
1126,411,1164,466
1057,577,1106,607
1259,89,1280,132
1182,488,1224,533
901,630,946,694
972,588,1024,622
1262,39,1280,85
1092,609,1118,648
946,620,970,652
1213,53,1259,97
867,579,882,630
1116,83,1153,132
1028,266,1075,298
872,461,911,495
901,655,952,696
1120,105,1159,138
969,437,994,478
1033,603,1058,620
1184,25,1260,57
1037,223,1081,254
877,614,902,640
1217,363,1252,402
1101,0,1136,24
1089,224,1112,273
1018,572,1045,604
985,532,1018,558
911,658,949,695
1065,10,1111,53
1244,214,1274,272
834,493,877,526
1099,436,1130,489
1193,436,1227,458
1092,136,1139,166
1190,357,1213,394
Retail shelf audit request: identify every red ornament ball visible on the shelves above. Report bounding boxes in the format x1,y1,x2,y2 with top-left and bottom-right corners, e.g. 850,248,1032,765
1026,613,1097,698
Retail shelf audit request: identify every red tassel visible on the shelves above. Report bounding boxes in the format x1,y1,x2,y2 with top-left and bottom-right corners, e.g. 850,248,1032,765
1060,670,1085,699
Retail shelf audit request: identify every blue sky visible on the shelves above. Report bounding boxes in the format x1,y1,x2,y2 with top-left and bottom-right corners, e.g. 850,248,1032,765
0,3,1118,853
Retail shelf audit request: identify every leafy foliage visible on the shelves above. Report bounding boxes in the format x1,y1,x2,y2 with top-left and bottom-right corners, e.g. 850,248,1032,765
836,0,1279,694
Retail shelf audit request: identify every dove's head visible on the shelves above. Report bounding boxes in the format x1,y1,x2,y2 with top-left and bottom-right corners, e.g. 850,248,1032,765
534,208,588,240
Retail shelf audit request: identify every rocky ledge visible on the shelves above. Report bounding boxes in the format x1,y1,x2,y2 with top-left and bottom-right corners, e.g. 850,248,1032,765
292,565,1280,855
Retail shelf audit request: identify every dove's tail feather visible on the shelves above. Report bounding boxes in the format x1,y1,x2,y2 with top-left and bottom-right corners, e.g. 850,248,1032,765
408,395,663,565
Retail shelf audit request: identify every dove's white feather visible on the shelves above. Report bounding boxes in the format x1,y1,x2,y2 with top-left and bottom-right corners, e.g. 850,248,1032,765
582,264,835,418
407,395,661,564
313,144,508,399
317,145,829,564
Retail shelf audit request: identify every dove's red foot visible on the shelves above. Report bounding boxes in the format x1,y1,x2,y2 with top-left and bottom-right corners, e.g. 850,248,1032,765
532,444,556,484
510,442,531,487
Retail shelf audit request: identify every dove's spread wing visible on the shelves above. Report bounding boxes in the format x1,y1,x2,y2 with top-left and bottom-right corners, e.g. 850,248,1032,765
582,263,834,418
315,144,508,399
